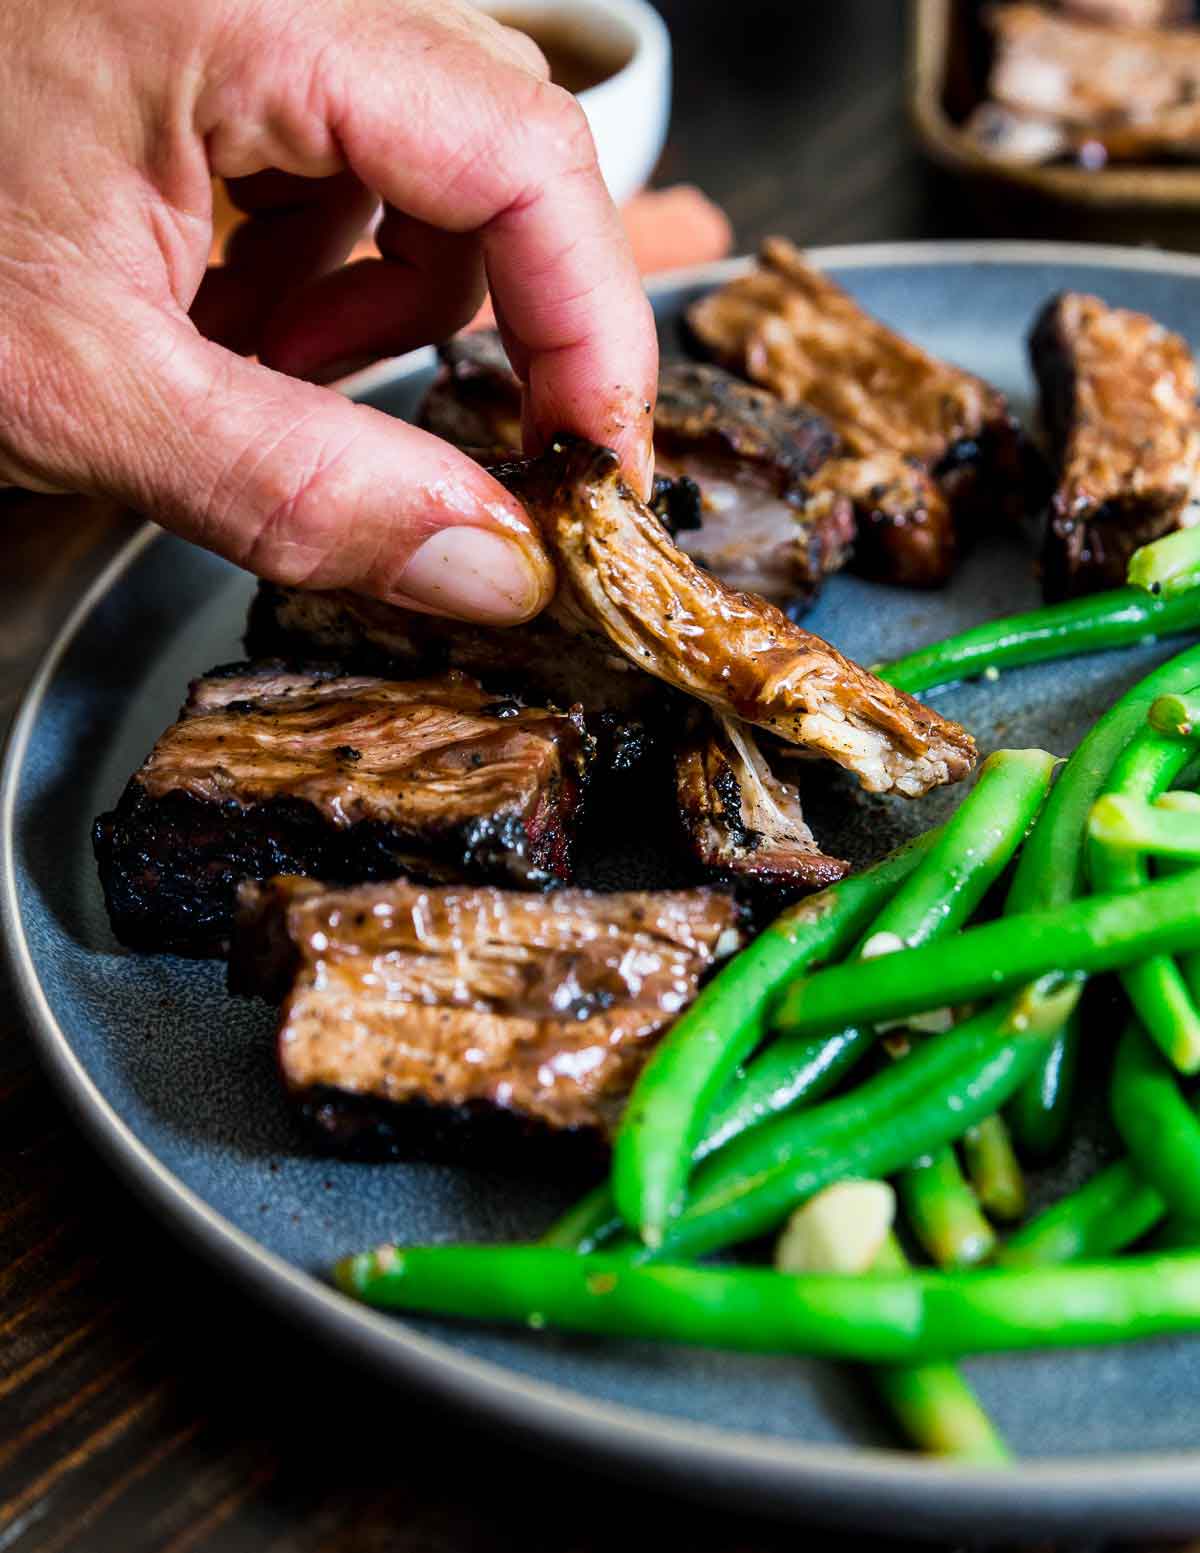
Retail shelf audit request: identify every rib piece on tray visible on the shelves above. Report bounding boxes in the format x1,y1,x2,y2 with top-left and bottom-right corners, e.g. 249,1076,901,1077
652,363,855,603
674,712,849,896
420,335,854,605
230,876,742,1163
1030,291,1200,598
495,438,976,798
94,665,591,956
972,5,1200,165
685,238,1027,586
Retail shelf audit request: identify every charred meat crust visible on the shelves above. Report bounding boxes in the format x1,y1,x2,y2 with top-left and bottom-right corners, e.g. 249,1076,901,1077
1031,292,1200,599
231,876,742,1163
684,238,1030,587
491,438,976,798
674,712,849,899
93,664,590,955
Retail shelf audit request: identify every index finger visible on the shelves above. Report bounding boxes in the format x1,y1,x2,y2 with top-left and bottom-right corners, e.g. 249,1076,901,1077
314,14,658,492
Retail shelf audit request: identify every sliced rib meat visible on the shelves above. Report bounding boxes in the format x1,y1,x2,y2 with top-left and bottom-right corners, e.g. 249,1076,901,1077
653,362,855,603
93,665,590,955
231,875,742,1162
417,329,523,453
980,5,1200,162
494,438,976,798
246,581,666,741
1031,291,1200,598
685,238,1028,586
674,712,849,896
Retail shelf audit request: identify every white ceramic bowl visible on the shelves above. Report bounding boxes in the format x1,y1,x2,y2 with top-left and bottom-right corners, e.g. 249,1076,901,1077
473,0,672,205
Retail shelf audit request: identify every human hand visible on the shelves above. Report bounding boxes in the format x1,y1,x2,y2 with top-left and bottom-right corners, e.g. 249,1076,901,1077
0,0,658,623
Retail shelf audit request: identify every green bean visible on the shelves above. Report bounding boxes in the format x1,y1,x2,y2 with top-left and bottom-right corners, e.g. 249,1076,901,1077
1158,792,1200,1009
1111,1022,1200,1224
650,978,1080,1263
540,1181,623,1253
1090,793,1200,860
334,1245,1200,1363
1128,526,1200,599
875,588,1200,697
771,868,1200,1043
1006,645,1200,909
696,749,1056,1173
545,837,938,1253
1005,1010,1081,1162
616,754,1050,1245
961,1115,1026,1222
604,833,937,1245
994,1160,1163,1269
1005,643,1200,1148
856,749,1058,950
1088,725,1200,1071
1150,691,1200,738
998,1020,1200,1269
1160,790,1200,814
896,1148,995,1268
867,1234,1009,1463
694,1026,865,1162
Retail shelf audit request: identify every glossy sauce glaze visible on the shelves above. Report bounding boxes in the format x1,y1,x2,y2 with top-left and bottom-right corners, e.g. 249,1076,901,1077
493,440,977,796
235,878,741,1139
141,668,589,833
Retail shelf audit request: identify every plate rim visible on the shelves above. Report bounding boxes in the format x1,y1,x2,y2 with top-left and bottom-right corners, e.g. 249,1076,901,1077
10,240,1200,1536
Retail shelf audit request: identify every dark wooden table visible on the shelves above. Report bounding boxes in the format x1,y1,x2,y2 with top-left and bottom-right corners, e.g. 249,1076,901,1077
0,3,1179,1549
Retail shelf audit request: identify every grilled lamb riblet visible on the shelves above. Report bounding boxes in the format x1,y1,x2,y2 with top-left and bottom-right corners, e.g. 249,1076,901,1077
685,238,1026,587
675,712,849,896
93,665,590,956
652,362,855,603
975,5,1200,165
494,438,976,797
1031,292,1200,599
231,876,742,1162
421,335,853,605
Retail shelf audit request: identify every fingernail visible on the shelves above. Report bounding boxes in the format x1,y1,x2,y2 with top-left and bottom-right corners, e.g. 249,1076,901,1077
393,527,546,624
639,442,657,503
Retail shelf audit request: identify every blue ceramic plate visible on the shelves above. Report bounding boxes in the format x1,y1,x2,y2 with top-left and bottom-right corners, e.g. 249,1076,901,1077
8,243,1200,1540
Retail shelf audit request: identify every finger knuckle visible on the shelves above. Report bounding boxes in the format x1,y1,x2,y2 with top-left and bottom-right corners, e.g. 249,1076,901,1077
519,81,597,175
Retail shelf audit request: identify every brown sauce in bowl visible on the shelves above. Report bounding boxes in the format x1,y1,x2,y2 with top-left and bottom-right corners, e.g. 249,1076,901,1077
492,10,632,94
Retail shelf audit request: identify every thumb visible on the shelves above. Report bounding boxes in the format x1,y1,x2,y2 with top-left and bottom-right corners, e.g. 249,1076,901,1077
15,303,555,625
